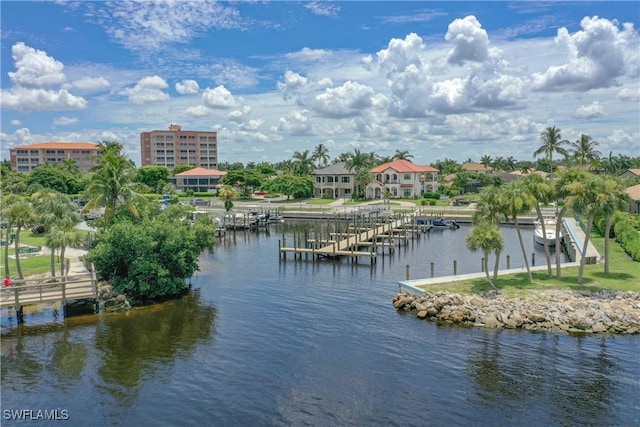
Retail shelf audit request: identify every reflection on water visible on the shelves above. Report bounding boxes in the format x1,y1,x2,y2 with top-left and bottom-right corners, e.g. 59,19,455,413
1,226,638,426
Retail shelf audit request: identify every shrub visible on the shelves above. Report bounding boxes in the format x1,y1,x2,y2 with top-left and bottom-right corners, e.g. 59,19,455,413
423,192,441,200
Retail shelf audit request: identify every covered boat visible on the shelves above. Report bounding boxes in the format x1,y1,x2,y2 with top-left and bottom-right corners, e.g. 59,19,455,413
534,217,561,246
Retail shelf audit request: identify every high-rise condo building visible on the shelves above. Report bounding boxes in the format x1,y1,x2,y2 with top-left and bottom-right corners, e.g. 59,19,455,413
140,124,218,170
9,142,99,173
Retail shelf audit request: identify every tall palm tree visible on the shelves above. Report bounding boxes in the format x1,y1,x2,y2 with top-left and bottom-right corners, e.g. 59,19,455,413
392,150,414,161
534,126,569,180
480,154,492,170
46,225,85,276
566,174,603,284
570,134,601,167
522,174,554,277
466,222,504,289
292,150,315,176
2,196,36,279
553,168,588,279
344,149,371,173
473,185,505,280
84,140,141,227
598,176,629,274
505,156,517,172
32,190,79,276
311,144,330,168
502,182,535,283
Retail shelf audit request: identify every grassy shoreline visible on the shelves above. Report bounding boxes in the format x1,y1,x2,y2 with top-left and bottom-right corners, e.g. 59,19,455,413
417,233,639,298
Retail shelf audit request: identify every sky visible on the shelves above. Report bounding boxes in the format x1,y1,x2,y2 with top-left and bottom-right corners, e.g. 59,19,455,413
1,1,639,167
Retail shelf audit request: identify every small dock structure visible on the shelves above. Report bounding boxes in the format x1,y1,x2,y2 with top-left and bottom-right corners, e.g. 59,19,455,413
279,213,424,264
1,269,98,324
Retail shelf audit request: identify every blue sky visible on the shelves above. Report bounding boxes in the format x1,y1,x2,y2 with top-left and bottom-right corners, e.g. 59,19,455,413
1,1,639,167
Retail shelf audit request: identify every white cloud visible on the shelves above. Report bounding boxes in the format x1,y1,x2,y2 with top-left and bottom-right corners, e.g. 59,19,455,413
575,101,605,119
305,2,340,17
185,105,213,117
275,110,313,135
285,48,331,62
53,116,79,126
99,1,245,52
311,81,376,118
72,76,110,93
617,87,640,102
431,78,469,113
278,70,309,101
8,42,66,88
445,16,491,65
531,16,638,91
228,106,252,122
122,75,170,104
1,87,88,111
201,85,238,109
10,120,21,126
0,42,88,112
175,79,200,95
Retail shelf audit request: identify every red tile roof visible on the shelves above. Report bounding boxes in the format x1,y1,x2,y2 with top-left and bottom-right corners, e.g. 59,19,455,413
175,167,227,177
11,142,99,150
370,159,438,173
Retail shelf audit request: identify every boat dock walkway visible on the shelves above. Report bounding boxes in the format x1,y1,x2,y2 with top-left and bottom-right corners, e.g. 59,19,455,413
280,215,418,262
561,217,600,264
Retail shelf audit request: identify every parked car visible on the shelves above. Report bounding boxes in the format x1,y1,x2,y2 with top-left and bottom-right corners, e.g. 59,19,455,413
30,224,45,234
190,198,209,207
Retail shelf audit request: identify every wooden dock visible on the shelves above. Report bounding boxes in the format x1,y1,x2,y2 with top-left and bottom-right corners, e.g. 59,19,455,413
1,270,98,323
279,215,419,263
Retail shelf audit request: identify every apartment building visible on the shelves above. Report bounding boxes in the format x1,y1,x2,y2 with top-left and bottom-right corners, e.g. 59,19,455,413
140,124,218,170
9,142,99,173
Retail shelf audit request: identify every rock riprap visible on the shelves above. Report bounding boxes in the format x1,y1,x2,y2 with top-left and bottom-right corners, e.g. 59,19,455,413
393,290,640,334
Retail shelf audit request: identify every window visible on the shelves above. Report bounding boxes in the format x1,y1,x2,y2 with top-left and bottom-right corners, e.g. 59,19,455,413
344,189,351,195
342,176,350,183
316,177,321,183
327,176,334,183
403,189,412,198
404,174,411,180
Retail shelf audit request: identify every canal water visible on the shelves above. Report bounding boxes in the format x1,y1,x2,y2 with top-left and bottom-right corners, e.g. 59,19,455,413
1,225,639,426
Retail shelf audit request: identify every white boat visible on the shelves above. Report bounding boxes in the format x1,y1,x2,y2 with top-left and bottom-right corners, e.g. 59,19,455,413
534,217,561,246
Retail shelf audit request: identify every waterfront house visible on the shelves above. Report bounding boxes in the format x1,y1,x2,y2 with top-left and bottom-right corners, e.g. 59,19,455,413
366,159,438,199
173,167,227,193
312,162,355,199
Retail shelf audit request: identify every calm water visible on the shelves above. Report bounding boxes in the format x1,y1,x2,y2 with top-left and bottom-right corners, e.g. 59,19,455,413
1,225,639,426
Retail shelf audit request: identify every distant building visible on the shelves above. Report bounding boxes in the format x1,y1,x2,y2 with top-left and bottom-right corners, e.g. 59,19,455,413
366,159,438,199
172,167,226,193
624,184,640,214
619,169,640,179
140,124,218,170
9,142,99,173
312,162,355,198
461,161,493,173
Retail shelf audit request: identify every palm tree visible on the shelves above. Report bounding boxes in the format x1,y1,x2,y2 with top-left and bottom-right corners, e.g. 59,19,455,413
354,169,374,199
219,185,238,211
393,150,414,161
84,140,142,227
522,174,554,277
566,174,603,284
534,126,569,180
570,134,601,167
46,225,85,276
2,195,36,279
32,190,79,277
311,144,330,168
466,222,504,289
502,182,536,283
292,150,315,176
473,185,505,280
344,149,371,173
553,168,588,279
598,176,629,274
480,155,492,170
492,156,505,172
505,156,517,172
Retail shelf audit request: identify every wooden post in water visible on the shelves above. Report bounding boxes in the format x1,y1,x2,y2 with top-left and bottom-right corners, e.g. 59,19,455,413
481,257,485,272
531,252,535,267
405,264,410,280
506,255,510,269
430,262,435,278
453,260,457,275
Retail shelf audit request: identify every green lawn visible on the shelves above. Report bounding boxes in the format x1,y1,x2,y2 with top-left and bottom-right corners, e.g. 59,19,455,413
419,233,640,297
